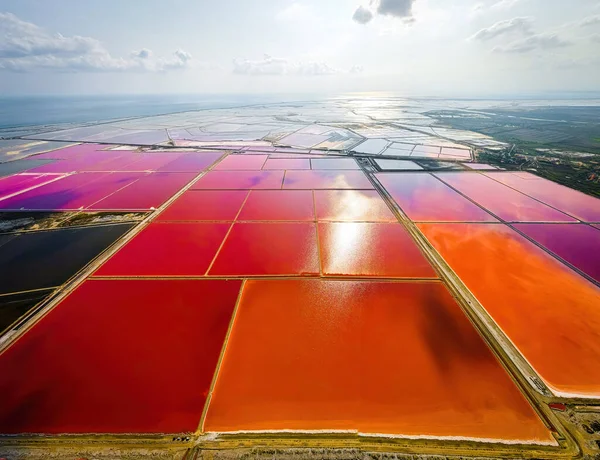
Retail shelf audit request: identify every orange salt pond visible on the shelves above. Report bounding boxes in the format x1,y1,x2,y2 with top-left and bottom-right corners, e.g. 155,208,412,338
419,223,600,397
204,279,554,443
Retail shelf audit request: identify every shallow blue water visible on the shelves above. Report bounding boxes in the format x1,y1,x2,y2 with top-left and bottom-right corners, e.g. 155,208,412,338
0,93,310,129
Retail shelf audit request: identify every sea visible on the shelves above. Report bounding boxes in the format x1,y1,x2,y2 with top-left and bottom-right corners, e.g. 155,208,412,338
3,92,599,131
0,93,314,130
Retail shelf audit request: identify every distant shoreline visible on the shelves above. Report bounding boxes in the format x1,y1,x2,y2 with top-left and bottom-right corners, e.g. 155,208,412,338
2,93,600,130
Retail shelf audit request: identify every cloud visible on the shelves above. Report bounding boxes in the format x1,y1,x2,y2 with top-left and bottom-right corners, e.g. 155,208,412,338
131,48,152,59
471,14,574,55
352,0,415,24
0,12,195,73
233,54,362,76
353,6,374,24
580,15,600,27
163,49,192,69
233,55,290,75
591,33,600,43
233,54,338,76
471,3,485,16
377,0,415,18
493,33,573,53
0,12,104,59
470,17,534,41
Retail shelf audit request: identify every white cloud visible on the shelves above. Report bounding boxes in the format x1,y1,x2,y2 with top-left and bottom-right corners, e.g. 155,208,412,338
470,17,534,41
352,0,416,25
233,55,289,75
232,54,362,76
233,54,338,76
377,0,415,18
580,14,600,27
471,3,485,16
493,33,573,53
471,14,575,55
353,6,374,25
131,48,152,59
0,12,196,73
0,12,104,59
161,49,193,70
591,33,600,43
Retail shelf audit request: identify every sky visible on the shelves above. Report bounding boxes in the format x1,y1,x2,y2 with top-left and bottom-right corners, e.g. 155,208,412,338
0,0,599,96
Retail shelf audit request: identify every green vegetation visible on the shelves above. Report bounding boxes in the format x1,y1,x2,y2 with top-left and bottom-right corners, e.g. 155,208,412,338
427,106,600,198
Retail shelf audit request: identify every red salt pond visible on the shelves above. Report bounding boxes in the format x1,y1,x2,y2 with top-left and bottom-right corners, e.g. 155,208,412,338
31,144,106,160
262,158,311,170
0,173,116,210
283,170,373,190
90,172,197,210
208,223,319,276
58,172,143,209
156,151,224,172
318,222,436,278
314,190,397,222
0,174,64,200
237,190,314,221
483,172,600,222
76,151,141,172
157,190,248,221
377,173,497,222
513,223,600,284
111,153,183,172
192,171,284,190
214,155,268,170
95,222,230,276
436,172,575,222
0,279,242,433
27,151,125,173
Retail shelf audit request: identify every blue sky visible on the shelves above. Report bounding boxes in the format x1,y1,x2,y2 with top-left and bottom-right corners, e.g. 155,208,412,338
0,0,599,96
